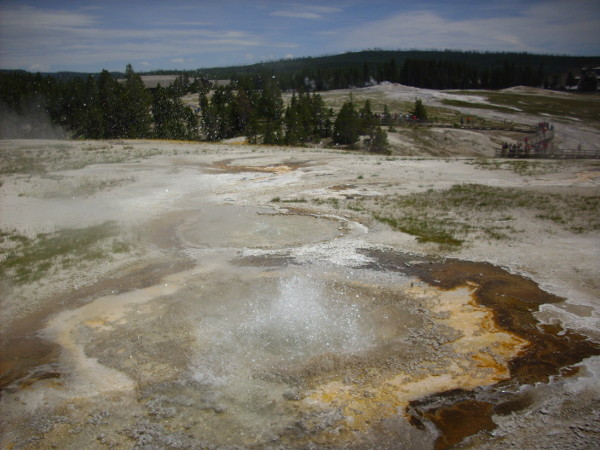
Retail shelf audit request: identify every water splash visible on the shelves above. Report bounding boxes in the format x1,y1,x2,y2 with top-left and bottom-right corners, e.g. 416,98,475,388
192,273,373,386
246,274,370,360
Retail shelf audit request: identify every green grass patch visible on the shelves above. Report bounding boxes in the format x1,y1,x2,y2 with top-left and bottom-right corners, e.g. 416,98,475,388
1,222,130,283
450,91,600,126
373,213,464,246
0,143,164,175
441,98,517,114
312,197,341,209
0,154,47,174
467,159,563,176
343,184,599,248
271,197,308,204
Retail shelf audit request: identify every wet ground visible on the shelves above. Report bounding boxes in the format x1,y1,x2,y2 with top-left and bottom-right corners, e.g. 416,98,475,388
1,142,600,449
2,202,598,449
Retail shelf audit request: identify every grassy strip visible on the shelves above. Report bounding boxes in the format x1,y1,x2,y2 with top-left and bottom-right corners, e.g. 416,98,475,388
0,222,130,283
466,159,564,176
0,154,47,174
373,213,464,246
0,144,163,175
450,91,600,125
271,197,308,203
344,184,600,247
441,98,517,114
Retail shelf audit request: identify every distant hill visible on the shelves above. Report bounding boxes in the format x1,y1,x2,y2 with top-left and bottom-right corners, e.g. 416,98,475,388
3,49,598,91
0,69,125,80
135,50,600,78
195,50,599,79
183,49,600,91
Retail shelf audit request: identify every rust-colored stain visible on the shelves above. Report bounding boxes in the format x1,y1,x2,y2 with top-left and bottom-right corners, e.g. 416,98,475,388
210,159,311,174
0,259,193,391
363,249,600,449
416,258,600,385
426,399,496,450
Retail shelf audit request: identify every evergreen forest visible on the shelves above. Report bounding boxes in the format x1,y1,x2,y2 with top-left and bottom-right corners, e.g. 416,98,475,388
0,64,390,152
180,49,600,91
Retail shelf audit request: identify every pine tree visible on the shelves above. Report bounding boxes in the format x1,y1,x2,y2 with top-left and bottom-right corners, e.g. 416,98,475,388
368,126,390,154
311,93,331,138
231,88,254,135
333,100,360,146
152,85,198,140
411,98,428,122
359,99,376,136
578,73,598,92
122,64,153,138
97,69,123,138
81,75,104,139
200,85,236,140
198,90,216,140
257,79,284,145
284,93,300,145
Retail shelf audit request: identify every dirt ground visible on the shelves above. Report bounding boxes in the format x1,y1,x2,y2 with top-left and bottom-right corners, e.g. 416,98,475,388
1,85,599,449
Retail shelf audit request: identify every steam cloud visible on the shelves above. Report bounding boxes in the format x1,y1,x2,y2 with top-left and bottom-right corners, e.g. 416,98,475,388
0,98,67,139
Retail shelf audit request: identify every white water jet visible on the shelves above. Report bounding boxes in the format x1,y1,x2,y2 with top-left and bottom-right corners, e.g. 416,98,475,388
191,272,373,386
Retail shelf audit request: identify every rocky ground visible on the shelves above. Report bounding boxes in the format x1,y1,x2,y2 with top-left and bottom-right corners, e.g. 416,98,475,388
1,85,599,449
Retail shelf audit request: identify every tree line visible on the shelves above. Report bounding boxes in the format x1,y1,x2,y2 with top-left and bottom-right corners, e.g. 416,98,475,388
0,65,198,140
0,65,391,153
225,58,549,91
199,49,598,92
198,74,389,152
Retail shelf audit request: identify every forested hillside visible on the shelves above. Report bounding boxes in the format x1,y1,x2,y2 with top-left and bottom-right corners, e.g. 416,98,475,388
192,50,599,91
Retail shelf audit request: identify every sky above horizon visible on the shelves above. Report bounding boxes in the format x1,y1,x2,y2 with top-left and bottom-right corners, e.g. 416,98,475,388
1,0,599,73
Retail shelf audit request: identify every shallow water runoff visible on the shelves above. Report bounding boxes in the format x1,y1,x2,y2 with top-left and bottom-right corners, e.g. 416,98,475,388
1,199,599,449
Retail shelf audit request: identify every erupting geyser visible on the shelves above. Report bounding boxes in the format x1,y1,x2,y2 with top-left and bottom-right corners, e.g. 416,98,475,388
192,272,374,386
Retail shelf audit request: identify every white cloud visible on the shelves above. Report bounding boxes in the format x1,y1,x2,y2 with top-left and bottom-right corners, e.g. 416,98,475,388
28,63,50,72
0,5,97,29
331,2,600,55
170,58,185,64
0,4,284,70
270,4,340,20
271,11,322,20
307,6,340,14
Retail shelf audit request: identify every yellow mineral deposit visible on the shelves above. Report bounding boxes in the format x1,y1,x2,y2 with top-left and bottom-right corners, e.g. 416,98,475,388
303,284,530,441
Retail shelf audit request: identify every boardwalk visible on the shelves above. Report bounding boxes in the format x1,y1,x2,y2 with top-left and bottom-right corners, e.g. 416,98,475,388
495,124,600,159
379,116,600,159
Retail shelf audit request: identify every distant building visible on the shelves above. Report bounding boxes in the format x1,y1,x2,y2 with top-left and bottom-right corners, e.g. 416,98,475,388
211,79,231,87
138,75,180,89
572,66,600,91
117,75,179,90
117,75,228,91
581,66,600,77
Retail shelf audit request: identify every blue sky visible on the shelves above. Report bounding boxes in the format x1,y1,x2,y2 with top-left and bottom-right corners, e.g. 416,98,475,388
1,0,599,72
